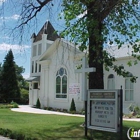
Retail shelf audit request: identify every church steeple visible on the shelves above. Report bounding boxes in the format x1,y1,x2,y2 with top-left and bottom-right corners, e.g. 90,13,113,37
43,20,48,34
33,21,59,43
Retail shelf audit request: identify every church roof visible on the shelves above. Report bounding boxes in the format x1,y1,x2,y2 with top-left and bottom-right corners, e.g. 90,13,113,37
38,38,85,61
105,42,140,59
33,21,59,42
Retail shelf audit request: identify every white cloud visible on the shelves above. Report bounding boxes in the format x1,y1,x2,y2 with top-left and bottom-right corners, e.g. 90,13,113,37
0,0,6,6
0,43,30,52
22,73,30,79
11,14,21,20
0,14,20,21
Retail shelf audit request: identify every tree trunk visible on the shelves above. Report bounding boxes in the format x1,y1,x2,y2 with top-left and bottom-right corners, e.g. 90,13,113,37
87,3,104,89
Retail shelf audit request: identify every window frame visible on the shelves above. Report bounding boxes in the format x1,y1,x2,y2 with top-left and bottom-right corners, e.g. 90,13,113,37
32,45,37,57
55,67,67,98
125,77,134,101
107,74,115,89
38,44,42,55
33,82,38,89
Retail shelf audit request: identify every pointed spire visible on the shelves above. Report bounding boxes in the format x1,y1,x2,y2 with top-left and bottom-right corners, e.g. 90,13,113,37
43,20,48,34
33,21,59,42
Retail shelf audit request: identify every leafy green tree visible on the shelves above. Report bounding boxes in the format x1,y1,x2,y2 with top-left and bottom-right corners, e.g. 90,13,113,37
61,0,140,89
0,49,20,103
14,64,29,104
14,64,29,90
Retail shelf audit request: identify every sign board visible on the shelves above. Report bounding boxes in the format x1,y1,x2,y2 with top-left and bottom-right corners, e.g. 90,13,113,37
87,89,120,133
69,83,80,94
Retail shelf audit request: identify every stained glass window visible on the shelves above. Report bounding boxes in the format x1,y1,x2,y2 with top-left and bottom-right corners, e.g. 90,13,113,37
56,67,67,98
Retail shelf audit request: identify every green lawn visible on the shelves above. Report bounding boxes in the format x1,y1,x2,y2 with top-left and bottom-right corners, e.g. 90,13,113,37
0,109,140,140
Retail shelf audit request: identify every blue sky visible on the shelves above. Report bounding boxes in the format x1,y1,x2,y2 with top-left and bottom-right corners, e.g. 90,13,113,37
0,0,65,78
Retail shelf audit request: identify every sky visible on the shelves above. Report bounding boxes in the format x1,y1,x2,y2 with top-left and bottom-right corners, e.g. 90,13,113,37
0,0,64,79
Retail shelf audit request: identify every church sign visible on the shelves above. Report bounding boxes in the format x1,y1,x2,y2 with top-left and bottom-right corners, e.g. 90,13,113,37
69,83,80,94
87,89,120,133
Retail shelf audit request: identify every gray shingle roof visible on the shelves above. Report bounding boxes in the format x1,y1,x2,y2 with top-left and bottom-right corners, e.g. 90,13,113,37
32,21,59,42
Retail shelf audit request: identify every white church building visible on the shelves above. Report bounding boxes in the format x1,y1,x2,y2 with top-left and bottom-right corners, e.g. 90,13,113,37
27,21,140,114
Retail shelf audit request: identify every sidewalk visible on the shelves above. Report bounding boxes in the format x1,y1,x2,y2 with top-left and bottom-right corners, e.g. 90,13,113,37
11,105,84,117
11,105,140,121
0,136,12,140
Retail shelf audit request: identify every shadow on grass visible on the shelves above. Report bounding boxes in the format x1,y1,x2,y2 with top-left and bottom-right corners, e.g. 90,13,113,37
1,117,140,140
34,122,140,140
87,123,140,140
34,122,88,140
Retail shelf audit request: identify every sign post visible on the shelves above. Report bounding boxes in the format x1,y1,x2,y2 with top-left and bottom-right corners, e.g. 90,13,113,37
87,89,120,133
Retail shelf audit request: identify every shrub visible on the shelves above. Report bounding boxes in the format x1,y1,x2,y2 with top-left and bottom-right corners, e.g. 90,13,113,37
70,98,76,112
0,103,18,109
134,106,140,115
0,128,38,140
128,104,140,115
11,101,18,108
128,103,135,112
36,98,41,109
128,114,133,118
136,115,140,118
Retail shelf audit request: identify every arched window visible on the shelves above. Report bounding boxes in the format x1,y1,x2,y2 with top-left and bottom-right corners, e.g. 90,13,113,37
56,67,67,98
107,74,115,89
125,73,133,101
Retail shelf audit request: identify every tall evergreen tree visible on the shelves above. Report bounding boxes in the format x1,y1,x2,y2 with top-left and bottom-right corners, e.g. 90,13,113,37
0,49,20,103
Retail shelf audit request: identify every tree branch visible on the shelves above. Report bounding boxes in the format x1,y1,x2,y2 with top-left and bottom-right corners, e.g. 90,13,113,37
16,0,52,28
100,0,121,21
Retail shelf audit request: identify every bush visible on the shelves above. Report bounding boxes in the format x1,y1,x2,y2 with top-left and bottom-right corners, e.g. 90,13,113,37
36,98,41,109
0,103,18,109
136,115,140,118
11,101,18,108
128,104,140,115
0,128,38,140
128,103,135,112
134,106,140,115
70,98,76,112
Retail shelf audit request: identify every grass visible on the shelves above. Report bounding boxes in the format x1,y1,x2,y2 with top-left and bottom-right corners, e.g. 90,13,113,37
0,109,86,140
0,109,140,140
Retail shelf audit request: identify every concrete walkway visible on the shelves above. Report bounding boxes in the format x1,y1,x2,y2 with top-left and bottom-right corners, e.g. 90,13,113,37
0,136,11,140
0,136,13,140
11,105,140,121
11,105,84,117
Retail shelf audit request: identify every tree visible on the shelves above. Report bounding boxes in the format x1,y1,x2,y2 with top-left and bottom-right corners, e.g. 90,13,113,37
14,64,27,89
61,0,140,89
14,64,29,104
0,49,20,103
